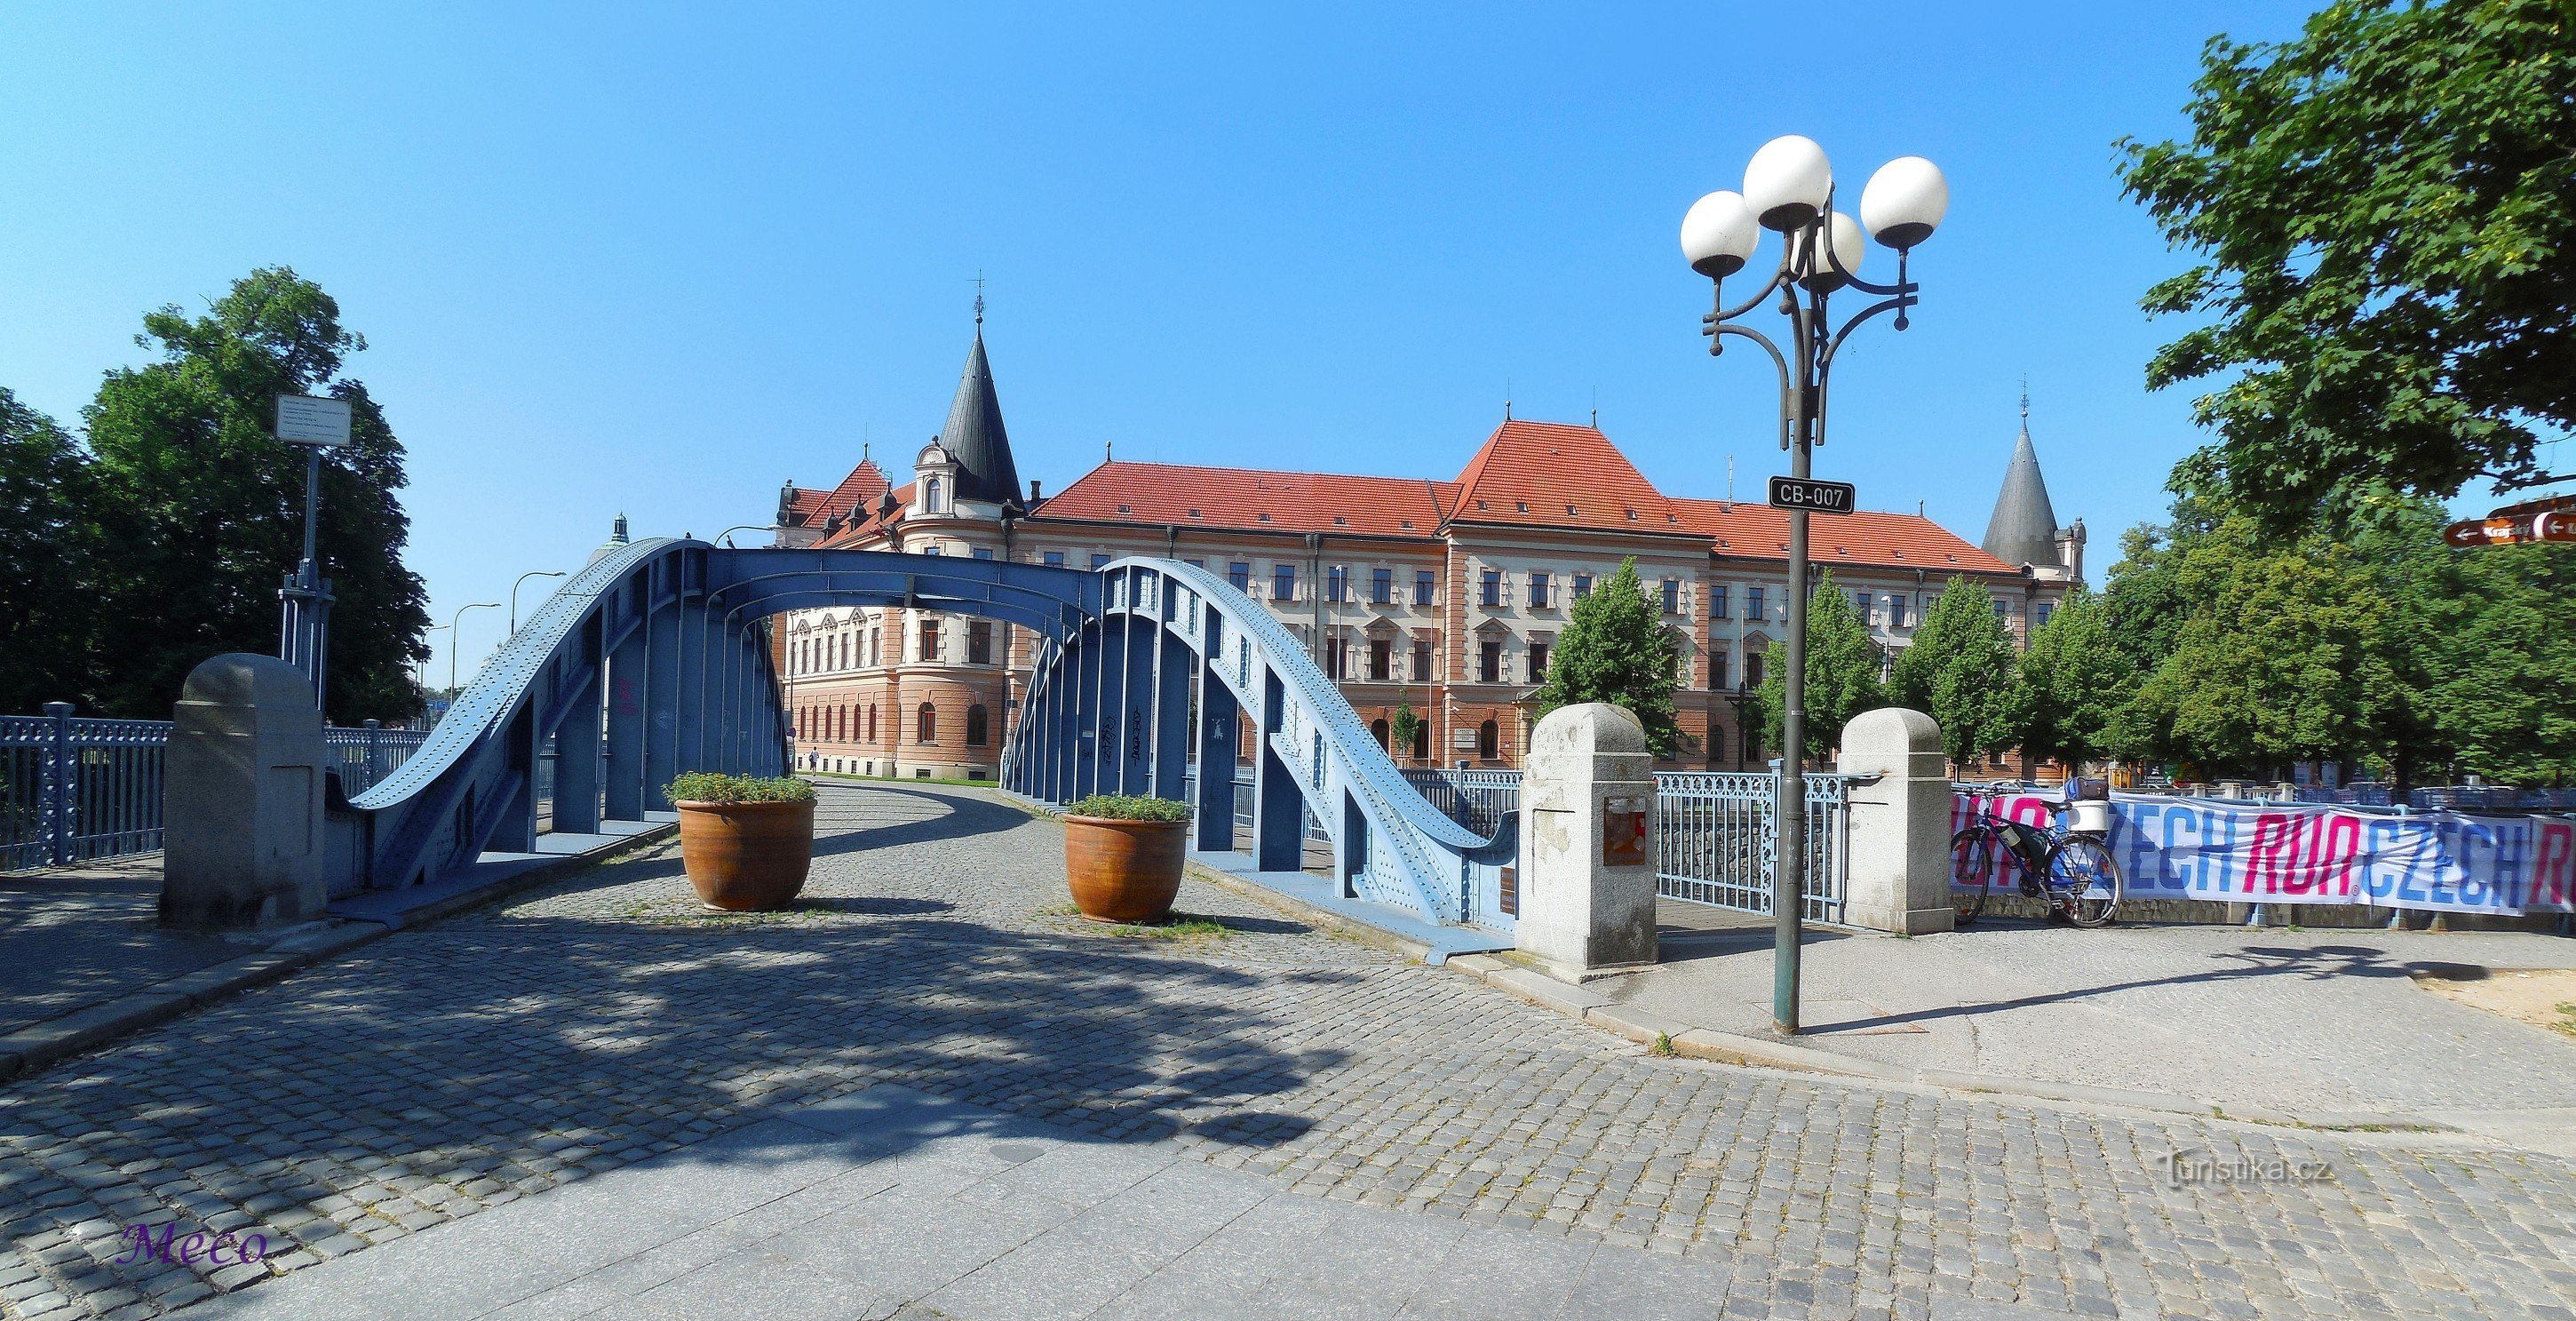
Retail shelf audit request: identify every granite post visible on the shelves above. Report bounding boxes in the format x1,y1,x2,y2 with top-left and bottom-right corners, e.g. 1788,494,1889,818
1515,703,1658,978
163,653,330,929
1835,706,1955,935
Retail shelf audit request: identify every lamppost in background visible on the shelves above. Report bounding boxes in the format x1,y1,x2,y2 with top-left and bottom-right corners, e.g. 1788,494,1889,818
446,601,501,705
510,570,568,635
274,394,354,710
1679,134,1947,1034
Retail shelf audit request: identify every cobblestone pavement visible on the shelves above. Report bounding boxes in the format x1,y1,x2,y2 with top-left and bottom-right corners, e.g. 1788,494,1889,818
0,856,261,1038
3,783,2573,1320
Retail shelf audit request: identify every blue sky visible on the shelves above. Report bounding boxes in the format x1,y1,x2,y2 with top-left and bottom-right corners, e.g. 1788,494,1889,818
1,3,2319,684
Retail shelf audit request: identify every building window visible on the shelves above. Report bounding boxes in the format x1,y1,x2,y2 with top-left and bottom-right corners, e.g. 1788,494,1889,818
1411,720,1429,760
1854,590,1872,623
1479,640,1501,683
1273,564,1297,601
968,621,993,664
1888,596,1907,628
867,627,880,667
1043,550,1066,569
1184,557,1205,569
922,544,942,556
1324,637,1347,679
918,620,939,662
1529,642,1548,682
867,704,879,743
925,476,942,513
1414,570,1435,606
1710,650,1729,690
1572,573,1593,601
1742,720,1761,763
1225,561,1252,592
1411,640,1433,681
1994,600,2012,621
1369,640,1391,680
1661,578,1681,615
1477,719,1499,760
1370,718,1389,750
1090,553,1111,570
1371,567,1393,605
1327,565,1348,603
972,546,994,561
1480,569,1501,608
916,703,936,744
1745,651,1768,689
1748,586,1767,621
2036,601,2055,627
1529,572,1551,609
966,704,989,746
1711,585,1729,619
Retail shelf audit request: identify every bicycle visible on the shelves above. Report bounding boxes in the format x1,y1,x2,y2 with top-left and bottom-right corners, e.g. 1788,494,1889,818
1949,781,2122,927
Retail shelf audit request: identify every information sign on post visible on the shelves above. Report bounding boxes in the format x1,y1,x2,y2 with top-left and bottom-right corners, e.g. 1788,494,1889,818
1766,475,1856,514
275,394,354,448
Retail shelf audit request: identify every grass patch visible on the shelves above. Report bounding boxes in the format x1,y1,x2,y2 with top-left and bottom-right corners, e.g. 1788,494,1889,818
1650,1031,1677,1057
2556,1002,2576,1038
1043,907,1235,941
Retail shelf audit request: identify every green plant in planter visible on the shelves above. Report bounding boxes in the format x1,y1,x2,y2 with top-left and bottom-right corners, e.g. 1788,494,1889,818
1066,793,1190,822
664,772,816,804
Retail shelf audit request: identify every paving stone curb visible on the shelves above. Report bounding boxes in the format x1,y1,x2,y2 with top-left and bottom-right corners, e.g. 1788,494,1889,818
0,824,675,1086
1440,951,2466,1135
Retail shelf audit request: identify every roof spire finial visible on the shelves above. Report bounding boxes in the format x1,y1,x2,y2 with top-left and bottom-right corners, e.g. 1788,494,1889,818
972,270,986,331
1505,376,1513,421
1105,440,1113,463
2020,377,2030,432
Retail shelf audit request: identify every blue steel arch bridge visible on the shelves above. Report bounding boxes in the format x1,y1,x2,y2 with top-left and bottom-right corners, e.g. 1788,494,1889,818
329,537,1518,942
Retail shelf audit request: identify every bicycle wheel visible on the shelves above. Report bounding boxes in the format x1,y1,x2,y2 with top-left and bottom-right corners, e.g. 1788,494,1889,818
2045,835,2122,927
1949,827,1993,925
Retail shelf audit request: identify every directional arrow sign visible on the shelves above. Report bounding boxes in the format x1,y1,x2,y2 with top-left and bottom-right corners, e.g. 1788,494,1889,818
1767,476,1856,515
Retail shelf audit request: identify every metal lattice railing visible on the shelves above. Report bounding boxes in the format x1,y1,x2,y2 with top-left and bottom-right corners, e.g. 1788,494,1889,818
2,704,428,872
1654,771,1849,923
1401,768,1522,838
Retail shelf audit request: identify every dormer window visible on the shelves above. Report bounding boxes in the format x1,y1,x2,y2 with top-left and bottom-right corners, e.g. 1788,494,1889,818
924,476,944,513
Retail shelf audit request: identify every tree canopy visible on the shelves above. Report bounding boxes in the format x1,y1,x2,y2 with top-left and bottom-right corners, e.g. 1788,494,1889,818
79,267,430,721
1887,577,2026,768
1528,558,1681,759
2013,586,2131,774
0,389,101,712
2119,0,2576,532
1755,569,1884,760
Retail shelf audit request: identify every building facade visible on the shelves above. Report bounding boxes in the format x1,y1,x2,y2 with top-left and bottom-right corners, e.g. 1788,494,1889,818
771,329,2083,781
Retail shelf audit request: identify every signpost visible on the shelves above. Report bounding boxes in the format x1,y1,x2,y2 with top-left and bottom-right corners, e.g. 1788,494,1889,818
275,394,352,711
1767,475,1856,515
2444,495,2576,548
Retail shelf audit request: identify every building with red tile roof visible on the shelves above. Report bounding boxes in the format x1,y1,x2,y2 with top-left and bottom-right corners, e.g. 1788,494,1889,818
773,330,2082,781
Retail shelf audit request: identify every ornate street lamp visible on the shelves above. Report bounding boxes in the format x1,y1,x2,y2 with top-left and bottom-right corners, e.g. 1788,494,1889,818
1681,136,1947,1034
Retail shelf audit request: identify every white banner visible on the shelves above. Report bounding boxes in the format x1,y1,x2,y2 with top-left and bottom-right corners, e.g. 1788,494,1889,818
1951,792,2576,917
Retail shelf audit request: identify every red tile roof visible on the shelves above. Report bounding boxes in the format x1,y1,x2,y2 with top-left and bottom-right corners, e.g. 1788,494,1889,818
1035,461,1456,538
1673,498,2014,574
815,479,914,548
783,459,891,529
1450,420,1693,535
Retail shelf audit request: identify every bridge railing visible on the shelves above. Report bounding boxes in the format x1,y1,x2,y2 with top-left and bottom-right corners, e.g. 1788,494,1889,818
1,702,427,871
1654,771,1850,923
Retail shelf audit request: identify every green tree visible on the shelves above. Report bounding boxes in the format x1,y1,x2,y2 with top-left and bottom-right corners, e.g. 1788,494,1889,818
1888,577,2026,768
1529,558,1679,759
2119,0,2576,532
1389,703,1421,761
83,268,430,722
1754,569,1884,760
2012,585,2134,774
0,388,102,711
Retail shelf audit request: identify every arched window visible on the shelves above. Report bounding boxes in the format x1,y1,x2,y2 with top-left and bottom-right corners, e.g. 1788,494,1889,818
1477,719,1499,760
867,704,879,743
836,705,847,743
917,703,937,744
925,475,943,513
966,704,990,746
1411,719,1430,761
1370,718,1389,750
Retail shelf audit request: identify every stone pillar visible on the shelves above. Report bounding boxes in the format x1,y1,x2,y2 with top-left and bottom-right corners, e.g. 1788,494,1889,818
1515,703,1658,978
163,654,329,929
1836,707,1954,935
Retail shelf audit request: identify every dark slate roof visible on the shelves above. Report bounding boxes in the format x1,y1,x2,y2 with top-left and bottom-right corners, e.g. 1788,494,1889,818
1979,423,2061,569
939,331,1023,505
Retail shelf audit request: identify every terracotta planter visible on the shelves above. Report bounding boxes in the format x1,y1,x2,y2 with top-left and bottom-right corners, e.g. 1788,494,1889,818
1063,816,1188,923
674,798,815,911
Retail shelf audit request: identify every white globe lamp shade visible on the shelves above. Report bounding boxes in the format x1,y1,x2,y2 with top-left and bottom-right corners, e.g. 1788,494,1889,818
1860,155,1948,250
1742,134,1833,231
1794,211,1868,291
1679,190,1760,278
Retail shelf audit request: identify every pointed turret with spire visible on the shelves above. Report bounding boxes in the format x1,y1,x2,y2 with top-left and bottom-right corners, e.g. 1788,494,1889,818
915,287,1024,516
1980,387,2063,571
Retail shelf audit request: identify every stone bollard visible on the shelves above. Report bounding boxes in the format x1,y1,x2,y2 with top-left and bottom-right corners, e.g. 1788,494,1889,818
1835,707,1955,935
1515,703,1658,978
163,654,330,929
